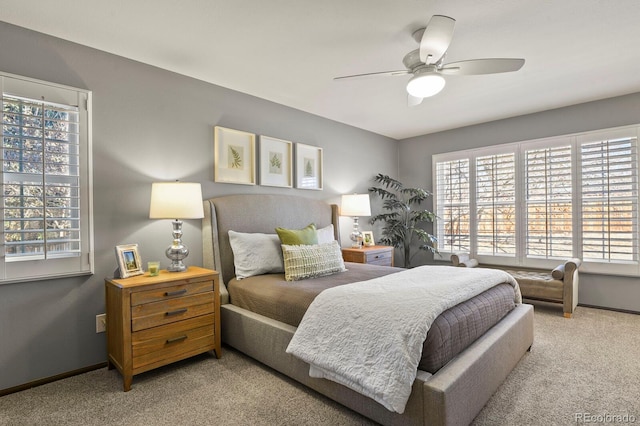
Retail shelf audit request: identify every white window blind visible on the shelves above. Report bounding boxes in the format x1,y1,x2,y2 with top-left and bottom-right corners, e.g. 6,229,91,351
435,159,470,252
2,95,80,260
476,153,516,256
525,145,573,258
1,73,92,283
580,136,638,262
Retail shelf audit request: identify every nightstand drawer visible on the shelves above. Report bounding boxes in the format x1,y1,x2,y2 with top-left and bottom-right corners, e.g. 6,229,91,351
131,293,214,331
131,280,213,306
133,331,214,372
365,250,392,264
132,314,215,368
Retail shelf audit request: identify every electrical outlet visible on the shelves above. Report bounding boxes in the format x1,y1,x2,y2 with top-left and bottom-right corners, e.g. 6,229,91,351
96,313,106,333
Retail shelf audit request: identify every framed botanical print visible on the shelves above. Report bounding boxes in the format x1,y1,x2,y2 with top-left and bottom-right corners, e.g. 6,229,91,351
214,126,256,185
295,143,323,190
259,135,293,187
115,244,143,278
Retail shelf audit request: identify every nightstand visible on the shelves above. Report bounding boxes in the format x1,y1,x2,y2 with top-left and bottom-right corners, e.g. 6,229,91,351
341,245,394,267
105,266,220,391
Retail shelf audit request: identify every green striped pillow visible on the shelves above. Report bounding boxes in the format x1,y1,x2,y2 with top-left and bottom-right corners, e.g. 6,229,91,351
282,241,346,281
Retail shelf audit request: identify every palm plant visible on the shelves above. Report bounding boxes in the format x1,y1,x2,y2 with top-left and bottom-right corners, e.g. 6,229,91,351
369,174,437,268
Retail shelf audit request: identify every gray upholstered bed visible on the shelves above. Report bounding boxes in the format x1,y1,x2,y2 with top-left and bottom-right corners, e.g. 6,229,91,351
202,194,534,426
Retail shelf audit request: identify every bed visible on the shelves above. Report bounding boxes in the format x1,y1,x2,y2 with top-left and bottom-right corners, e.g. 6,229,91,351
202,194,534,426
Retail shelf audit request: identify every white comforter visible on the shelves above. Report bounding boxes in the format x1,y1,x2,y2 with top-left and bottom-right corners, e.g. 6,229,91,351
285,265,521,413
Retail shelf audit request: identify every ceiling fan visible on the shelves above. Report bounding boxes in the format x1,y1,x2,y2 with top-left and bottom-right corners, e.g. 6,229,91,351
334,15,525,106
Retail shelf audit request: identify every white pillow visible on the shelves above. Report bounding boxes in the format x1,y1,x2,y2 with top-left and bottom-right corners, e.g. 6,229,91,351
228,230,284,279
281,240,346,281
316,224,335,244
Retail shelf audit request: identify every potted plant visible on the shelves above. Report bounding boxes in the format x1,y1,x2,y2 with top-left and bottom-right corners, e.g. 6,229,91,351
369,174,437,268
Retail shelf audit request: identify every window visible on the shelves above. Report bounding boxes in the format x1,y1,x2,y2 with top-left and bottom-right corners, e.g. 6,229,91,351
476,153,516,256
1,73,92,283
433,125,640,276
435,158,470,253
579,135,638,263
525,144,573,258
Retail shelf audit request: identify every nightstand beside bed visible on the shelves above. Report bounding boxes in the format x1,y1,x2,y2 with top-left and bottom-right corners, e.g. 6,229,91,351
105,266,220,391
341,245,394,267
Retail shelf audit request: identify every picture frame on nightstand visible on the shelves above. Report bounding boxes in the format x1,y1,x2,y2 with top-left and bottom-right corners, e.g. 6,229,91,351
115,243,144,278
362,231,375,246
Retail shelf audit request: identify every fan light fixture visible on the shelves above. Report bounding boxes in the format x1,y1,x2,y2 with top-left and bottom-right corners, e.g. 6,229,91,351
406,71,446,98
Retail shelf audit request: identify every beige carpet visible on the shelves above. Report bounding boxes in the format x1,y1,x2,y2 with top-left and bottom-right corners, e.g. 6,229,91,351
1,302,638,426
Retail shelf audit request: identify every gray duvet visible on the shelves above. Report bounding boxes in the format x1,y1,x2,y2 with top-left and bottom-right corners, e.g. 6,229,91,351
227,262,515,373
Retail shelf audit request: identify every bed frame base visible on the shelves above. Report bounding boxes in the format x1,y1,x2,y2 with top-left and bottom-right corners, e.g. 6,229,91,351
221,302,534,426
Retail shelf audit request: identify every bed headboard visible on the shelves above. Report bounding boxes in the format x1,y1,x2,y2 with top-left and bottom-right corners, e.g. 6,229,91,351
202,194,339,301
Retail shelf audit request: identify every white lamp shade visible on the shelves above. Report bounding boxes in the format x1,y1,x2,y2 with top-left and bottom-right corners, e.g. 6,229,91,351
149,182,205,219
406,72,446,98
341,194,371,217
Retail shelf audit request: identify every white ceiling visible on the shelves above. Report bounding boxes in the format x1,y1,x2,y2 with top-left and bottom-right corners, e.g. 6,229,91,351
2,0,640,140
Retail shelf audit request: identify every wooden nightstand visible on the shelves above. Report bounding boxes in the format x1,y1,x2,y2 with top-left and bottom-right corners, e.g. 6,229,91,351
105,266,220,391
341,245,395,267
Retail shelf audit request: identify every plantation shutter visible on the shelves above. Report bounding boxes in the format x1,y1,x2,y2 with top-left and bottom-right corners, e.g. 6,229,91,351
1,73,92,283
580,133,638,262
525,145,573,258
476,153,516,256
435,158,470,252
2,95,80,260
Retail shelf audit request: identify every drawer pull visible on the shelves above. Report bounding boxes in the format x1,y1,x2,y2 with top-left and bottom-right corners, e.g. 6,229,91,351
165,308,188,316
165,289,187,297
166,335,188,344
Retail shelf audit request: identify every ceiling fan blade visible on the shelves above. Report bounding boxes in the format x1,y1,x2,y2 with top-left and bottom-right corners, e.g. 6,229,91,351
419,15,456,64
408,94,423,107
333,70,409,81
440,58,525,75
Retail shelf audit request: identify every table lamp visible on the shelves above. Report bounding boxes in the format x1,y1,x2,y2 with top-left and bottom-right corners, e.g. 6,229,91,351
341,193,371,248
149,182,204,272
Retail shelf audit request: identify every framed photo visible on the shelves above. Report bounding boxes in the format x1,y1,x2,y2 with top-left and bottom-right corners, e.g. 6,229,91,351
115,244,143,278
214,126,256,185
295,143,323,190
362,231,375,247
259,135,293,187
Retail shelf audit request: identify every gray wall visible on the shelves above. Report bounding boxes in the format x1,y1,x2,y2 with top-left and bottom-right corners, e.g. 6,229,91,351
399,93,640,313
0,22,398,391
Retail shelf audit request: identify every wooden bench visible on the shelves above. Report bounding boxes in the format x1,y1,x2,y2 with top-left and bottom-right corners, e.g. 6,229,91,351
451,254,581,318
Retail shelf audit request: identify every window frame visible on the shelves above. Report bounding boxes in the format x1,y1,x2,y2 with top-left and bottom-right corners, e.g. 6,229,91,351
1,71,93,284
432,124,640,277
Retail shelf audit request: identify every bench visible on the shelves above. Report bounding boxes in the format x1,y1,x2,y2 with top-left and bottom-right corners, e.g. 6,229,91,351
450,254,581,318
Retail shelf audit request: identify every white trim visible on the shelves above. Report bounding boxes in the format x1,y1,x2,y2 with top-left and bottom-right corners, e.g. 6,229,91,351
0,73,94,284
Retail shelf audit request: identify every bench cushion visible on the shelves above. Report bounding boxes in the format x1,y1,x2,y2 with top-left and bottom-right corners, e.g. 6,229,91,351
503,269,563,301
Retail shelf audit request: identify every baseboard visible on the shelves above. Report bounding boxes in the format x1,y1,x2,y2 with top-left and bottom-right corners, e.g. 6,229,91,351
0,362,107,397
577,303,640,315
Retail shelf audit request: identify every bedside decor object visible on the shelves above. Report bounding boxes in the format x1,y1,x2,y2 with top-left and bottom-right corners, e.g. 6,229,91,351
295,143,323,190
149,182,205,272
259,135,293,187
214,126,256,185
362,231,375,246
341,193,371,248
369,174,437,268
147,261,160,276
115,244,144,278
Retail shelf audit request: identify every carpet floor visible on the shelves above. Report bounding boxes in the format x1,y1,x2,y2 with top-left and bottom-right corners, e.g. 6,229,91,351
1,302,638,425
